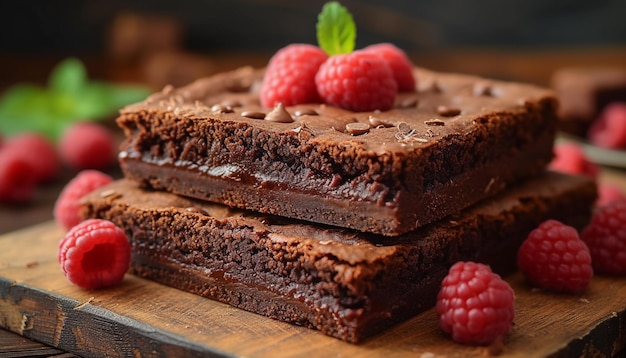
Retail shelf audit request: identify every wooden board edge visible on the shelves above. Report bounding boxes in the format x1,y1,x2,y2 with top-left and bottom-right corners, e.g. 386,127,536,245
0,277,233,358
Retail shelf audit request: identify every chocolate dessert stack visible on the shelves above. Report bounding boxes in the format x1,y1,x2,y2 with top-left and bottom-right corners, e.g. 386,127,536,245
80,66,597,343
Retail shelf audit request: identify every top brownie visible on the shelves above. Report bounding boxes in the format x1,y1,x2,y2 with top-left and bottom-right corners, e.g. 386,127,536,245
117,66,557,236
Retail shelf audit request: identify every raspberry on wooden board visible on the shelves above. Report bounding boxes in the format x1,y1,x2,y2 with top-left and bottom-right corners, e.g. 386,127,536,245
436,261,515,345
581,200,626,275
54,170,113,230
517,220,593,293
58,219,131,289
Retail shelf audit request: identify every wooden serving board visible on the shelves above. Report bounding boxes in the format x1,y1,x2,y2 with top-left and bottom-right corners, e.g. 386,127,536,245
1,222,625,357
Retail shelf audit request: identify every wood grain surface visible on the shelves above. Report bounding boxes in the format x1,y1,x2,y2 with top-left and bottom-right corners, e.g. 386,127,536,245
1,222,625,357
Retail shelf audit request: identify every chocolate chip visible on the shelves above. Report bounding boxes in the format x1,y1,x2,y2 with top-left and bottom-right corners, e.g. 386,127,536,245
345,122,370,135
294,109,319,117
185,207,209,215
424,119,445,126
368,115,393,128
437,105,461,117
241,111,266,119
211,104,234,113
265,103,294,123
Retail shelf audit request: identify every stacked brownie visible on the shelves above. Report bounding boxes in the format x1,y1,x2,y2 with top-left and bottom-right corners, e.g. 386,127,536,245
80,66,597,342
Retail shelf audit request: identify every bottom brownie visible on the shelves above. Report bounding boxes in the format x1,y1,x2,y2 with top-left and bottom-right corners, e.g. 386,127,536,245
80,171,596,343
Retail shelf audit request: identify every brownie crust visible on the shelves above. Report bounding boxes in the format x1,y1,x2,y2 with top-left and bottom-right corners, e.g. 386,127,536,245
80,171,596,343
117,66,558,236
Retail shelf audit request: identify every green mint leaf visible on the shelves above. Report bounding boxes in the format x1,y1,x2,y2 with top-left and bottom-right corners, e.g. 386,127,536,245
316,2,356,56
48,57,87,94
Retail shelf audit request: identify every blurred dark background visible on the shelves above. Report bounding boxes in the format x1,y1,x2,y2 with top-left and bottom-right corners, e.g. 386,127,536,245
2,0,625,54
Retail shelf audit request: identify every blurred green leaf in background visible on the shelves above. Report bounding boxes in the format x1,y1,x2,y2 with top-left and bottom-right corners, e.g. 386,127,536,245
0,58,151,141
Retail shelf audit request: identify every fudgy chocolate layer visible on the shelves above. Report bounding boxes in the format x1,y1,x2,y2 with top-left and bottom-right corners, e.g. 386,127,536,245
80,171,596,343
117,67,558,236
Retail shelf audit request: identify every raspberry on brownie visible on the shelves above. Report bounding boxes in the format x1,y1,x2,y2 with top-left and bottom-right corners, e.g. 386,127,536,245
116,66,559,236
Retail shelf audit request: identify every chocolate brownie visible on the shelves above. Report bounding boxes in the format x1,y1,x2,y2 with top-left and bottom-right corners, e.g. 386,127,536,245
117,66,558,236
80,171,596,343
552,67,626,137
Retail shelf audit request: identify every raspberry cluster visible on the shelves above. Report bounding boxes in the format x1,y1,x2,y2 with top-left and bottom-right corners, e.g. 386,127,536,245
261,42,415,112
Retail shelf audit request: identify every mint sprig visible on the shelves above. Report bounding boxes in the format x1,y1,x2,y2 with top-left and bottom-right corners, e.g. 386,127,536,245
316,2,356,56
0,58,151,141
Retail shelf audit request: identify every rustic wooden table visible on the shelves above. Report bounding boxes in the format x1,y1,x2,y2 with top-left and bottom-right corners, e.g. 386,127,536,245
1,48,626,357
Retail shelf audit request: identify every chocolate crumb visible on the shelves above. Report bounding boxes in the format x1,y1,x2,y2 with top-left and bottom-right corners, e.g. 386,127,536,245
424,118,446,126
294,109,319,117
265,103,294,123
291,121,315,138
74,297,95,310
185,207,209,216
241,111,266,119
345,122,370,135
437,105,461,117
397,122,413,135
25,261,38,268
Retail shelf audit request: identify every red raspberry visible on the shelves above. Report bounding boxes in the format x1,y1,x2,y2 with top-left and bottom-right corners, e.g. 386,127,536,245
362,43,416,92
581,200,626,275
315,51,398,112
548,142,599,179
260,44,328,108
436,261,515,345
5,132,59,182
58,219,131,289
596,183,626,207
588,102,626,149
517,220,593,293
53,170,113,230
59,122,116,170
0,149,37,203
